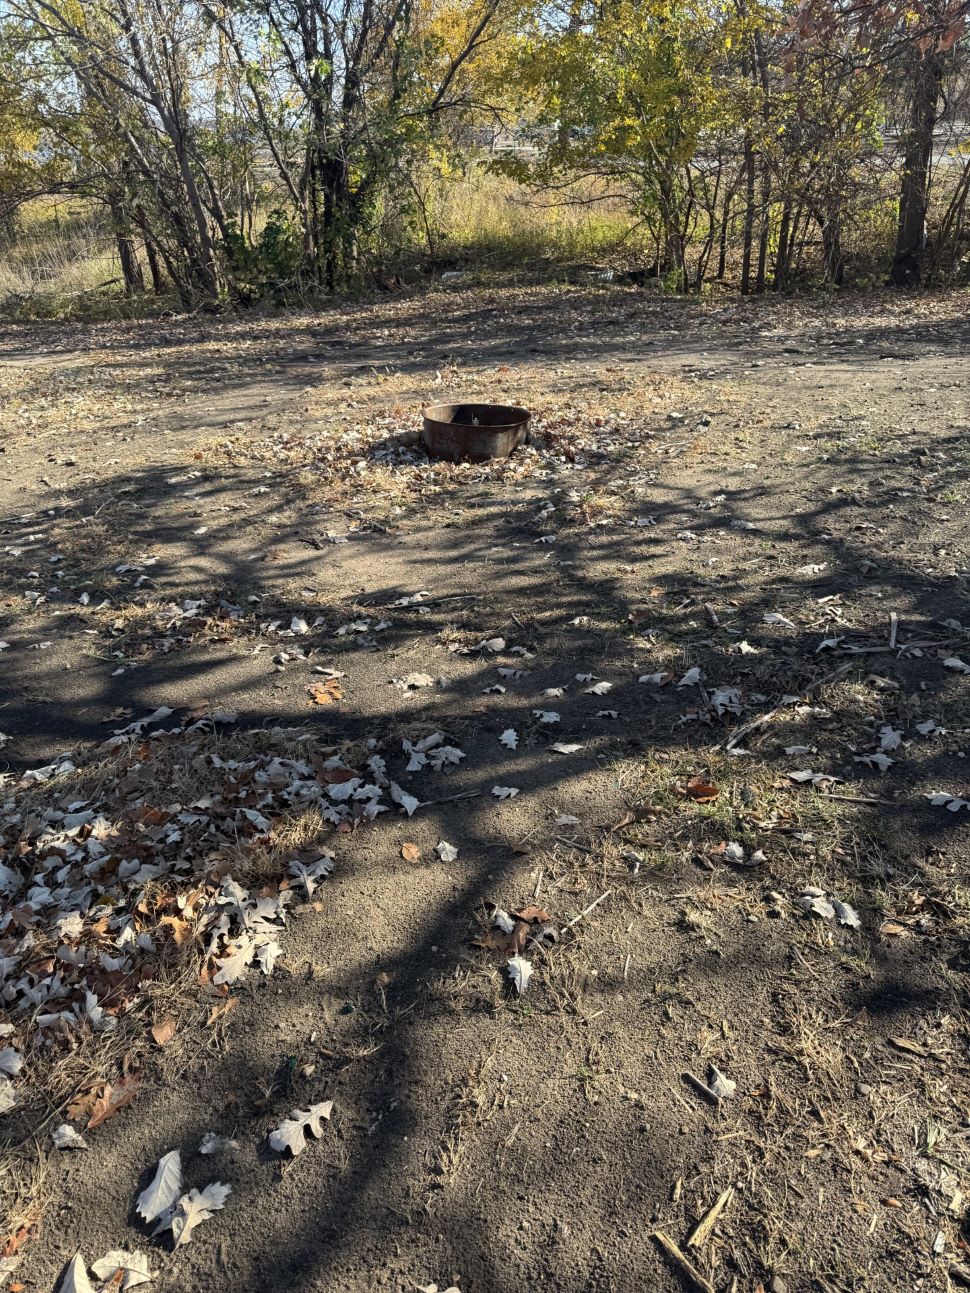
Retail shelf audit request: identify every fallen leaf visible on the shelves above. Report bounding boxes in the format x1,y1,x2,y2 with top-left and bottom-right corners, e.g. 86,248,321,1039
89,1250,156,1290
390,782,420,816
507,955,533,995
396,672,435,690
926,791,970,812
308,679,343,706
52,1124,88,1152
0,1048,22,1077
198,1132,239,1156
832,899,861,929
167,1182,231,1247
401,843,421,862
0,1078,16,1114
86,1076,142,1130
158,914,192,945
136,1150,183,1224
435,841,458,862
708,1065,736,1100
880,920,909,937
150,1017,176,1047
492,908,515,934
56,1254,93,1293
206,998,238,1027
472,928,516,953
797,892,836,919
513,906,551,923
788,769,840,786
683,776,719,803
268,1102,334,1156
611,804,660,830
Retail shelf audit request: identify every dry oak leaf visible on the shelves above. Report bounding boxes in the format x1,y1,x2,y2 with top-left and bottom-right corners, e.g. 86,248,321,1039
205,993,237,1024
682,775,720,803
0,1222,36,1259
150,1017,176,1047
84,1076,142,1130
308,679,343,706
158,914,192,945
471,929,517,954
513,906,551,923
268,1102,334,1156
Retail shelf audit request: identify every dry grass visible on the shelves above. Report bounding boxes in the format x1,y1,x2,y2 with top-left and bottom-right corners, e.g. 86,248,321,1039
418,168,649,269
0,202,122,316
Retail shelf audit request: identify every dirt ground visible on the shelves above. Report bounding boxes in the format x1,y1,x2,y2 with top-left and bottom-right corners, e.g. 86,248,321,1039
1,279,970,1293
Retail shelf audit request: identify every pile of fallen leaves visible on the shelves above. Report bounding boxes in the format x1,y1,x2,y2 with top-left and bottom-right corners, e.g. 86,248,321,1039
0,706,478,1123
216,405,658,514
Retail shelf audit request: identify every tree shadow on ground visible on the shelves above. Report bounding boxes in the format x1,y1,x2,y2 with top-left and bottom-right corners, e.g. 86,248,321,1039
4,425,970,1290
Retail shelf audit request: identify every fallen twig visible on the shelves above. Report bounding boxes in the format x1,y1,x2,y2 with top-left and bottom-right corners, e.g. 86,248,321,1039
716,663,854,752
560,889,612,937
686,1186,735,1249
821,792,894,806
553,834,595,853
418,789,482,808
682,1071,721,1106
652,1230,715,1293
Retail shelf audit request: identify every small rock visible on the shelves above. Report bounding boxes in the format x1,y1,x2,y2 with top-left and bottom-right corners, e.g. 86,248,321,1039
768,1277,789,1293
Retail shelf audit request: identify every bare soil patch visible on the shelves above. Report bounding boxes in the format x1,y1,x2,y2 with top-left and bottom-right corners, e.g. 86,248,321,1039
1,282,969,1293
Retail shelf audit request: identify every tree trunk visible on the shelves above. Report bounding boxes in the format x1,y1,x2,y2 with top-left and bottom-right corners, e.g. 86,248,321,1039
774,197,792,290
755,173,771,293
108,192,144,295
740,135,756,293
820,213,845,286
717,182,736,280
135,210,165,295
891,49,944,286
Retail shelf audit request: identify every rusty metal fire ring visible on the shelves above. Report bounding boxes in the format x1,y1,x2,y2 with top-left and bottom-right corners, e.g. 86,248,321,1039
422,402,531,463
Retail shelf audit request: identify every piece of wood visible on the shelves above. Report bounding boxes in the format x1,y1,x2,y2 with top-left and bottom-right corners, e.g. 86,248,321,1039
686,1185,735,1249
417,789,482,808
682,1071,720,1106
820,792,894,806
559,889,611,936
716,663,853,752
652,1230,715,1293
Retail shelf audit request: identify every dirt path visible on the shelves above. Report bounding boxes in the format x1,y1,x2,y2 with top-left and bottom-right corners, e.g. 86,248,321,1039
1,283,969,1293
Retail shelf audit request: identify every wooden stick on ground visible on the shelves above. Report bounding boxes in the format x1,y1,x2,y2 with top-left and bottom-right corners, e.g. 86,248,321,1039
685,1186,735,1249
652,1230,715,1293
418,789,482,808
821,792,893,806
715,662,854,752
682,1071,721,1106
559,889,611,937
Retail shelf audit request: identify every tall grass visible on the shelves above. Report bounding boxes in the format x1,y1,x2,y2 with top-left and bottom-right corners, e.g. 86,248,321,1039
0,201,124,317
409,167,650,267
